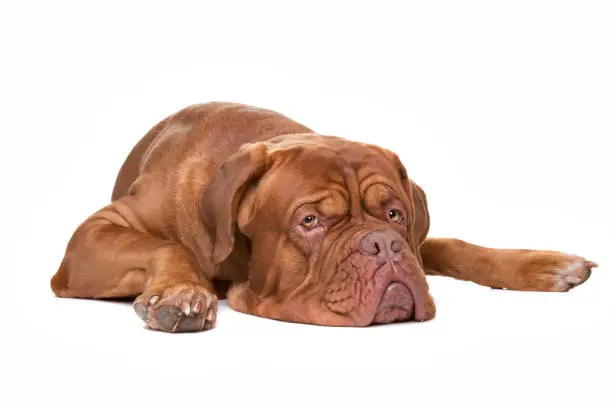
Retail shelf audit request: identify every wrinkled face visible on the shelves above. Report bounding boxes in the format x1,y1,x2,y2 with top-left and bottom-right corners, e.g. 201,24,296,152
202,135,435,326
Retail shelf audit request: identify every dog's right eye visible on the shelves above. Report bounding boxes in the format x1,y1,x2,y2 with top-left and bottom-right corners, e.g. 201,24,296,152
301,215,318,229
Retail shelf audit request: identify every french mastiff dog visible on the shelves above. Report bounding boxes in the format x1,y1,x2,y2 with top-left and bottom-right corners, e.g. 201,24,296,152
51,102,597,332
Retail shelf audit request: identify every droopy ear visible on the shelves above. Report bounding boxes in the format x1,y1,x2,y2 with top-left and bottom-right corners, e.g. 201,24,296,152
388,151,431,246
405,178,430,245
200,142,269,264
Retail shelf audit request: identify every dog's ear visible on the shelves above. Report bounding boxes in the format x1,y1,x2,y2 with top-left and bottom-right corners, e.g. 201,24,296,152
200,142,269,264
405,178,430,246
388,151,431,248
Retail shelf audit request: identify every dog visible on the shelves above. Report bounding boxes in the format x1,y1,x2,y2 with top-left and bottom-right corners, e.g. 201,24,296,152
50,102,597,332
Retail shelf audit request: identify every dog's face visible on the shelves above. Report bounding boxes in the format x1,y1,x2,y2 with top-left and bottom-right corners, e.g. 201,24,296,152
202,134,435,326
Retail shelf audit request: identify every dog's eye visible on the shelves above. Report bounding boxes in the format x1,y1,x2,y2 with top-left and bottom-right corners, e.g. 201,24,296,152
301,215,318,229
388,209,403,223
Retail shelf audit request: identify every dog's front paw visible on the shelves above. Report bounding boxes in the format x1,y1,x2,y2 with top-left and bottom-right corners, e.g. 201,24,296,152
512,252,598,292
133,283,217,332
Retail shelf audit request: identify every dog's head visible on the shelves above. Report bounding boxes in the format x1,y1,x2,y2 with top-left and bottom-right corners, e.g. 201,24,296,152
201,134,435,326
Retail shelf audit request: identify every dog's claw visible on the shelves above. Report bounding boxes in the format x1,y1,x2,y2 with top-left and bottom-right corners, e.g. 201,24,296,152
181,301,191,316
205,306,216,329
585,260,598,269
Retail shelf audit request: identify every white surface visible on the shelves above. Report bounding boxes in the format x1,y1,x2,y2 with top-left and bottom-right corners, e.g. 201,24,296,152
2,1,611,407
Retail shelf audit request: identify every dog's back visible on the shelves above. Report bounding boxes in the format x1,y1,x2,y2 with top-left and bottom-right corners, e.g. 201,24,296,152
111,102,312,201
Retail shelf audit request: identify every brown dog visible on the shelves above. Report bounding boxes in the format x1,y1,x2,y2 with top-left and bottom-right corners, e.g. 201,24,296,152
50,102,597,332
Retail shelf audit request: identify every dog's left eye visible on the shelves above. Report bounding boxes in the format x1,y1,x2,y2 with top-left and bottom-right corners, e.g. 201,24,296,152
301,215,318,229
388,209,403,223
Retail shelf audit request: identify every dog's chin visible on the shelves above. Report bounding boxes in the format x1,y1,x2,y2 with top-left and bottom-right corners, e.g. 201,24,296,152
372,282,415,324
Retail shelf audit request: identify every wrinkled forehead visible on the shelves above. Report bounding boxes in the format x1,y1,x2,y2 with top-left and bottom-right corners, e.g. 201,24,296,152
260,141,404,211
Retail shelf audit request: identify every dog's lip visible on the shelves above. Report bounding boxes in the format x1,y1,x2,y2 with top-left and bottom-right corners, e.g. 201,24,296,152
372,282,415,324
393,259,433,322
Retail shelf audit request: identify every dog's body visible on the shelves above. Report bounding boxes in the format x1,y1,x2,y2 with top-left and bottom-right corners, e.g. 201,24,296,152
51,102,596,331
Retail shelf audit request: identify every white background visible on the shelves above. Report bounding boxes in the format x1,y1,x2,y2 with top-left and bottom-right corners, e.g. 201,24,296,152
2,1,611,407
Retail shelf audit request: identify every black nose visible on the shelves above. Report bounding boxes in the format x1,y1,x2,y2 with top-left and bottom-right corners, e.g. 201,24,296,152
358,230,404,262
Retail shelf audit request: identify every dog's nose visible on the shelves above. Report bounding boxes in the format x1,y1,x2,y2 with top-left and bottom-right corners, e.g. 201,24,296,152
358,230,404,262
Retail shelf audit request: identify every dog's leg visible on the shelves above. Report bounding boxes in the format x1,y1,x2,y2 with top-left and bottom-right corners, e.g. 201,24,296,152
51,204,217,332
421,238,597,291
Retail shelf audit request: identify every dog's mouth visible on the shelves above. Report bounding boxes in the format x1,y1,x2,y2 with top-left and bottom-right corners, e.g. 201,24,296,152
372,282,415,324
323,251,433,326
